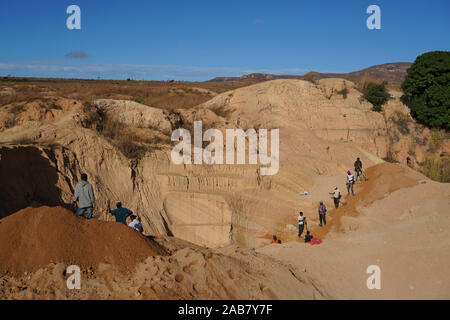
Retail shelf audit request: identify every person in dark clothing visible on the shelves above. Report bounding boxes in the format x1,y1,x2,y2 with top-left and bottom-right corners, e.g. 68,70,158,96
318,200,327,227
354,157,363,182
304,231,313,243
108,201,133,225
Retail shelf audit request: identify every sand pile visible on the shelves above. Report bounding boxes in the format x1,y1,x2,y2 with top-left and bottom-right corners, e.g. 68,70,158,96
0,206,167,276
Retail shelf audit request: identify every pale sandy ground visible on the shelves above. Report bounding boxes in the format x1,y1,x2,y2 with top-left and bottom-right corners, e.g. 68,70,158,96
259,166,450,299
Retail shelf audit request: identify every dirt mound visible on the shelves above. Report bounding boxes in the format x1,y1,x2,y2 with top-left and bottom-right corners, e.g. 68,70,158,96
0,206,167,276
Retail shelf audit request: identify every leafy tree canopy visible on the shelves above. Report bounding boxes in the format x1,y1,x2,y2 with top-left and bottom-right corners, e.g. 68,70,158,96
362,81,391,112
401,51,450,129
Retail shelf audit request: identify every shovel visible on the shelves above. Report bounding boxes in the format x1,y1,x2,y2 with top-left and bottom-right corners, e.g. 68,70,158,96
331,196,347,206
361,170,369,181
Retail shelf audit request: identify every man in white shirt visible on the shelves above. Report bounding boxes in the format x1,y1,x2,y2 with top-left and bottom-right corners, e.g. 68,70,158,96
329,186,341,208
346,170,355,196
128,215,143,233
297,211,307,237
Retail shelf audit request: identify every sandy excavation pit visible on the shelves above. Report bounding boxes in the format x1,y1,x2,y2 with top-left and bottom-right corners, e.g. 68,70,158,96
0,146,74,219
0,78,449,299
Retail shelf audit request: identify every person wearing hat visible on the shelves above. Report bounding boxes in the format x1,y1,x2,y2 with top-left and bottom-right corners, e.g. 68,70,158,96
108,201,133,225
329,186,341,208
318,200,327,227
346,170,355,196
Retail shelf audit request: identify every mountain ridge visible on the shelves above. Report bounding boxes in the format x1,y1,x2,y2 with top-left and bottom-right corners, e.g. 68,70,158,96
207,62,412,84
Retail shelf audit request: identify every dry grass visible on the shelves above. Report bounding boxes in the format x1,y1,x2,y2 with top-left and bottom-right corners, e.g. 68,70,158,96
429,130,444,153
420,155,450,183
210,105,235,118
0,77,256,110
390,111,411,135
81,102,173,159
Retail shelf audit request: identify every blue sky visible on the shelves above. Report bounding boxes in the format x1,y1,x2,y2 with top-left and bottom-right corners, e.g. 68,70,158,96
0,0,449,80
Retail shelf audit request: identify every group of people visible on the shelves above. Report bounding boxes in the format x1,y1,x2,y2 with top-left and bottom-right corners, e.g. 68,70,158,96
72,173,143,233
72,158,367,243
296,157,367,240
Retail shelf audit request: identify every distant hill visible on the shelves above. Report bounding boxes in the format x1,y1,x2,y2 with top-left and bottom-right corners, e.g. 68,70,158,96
207,62,412,84
302,62,412,84
208,73,303,82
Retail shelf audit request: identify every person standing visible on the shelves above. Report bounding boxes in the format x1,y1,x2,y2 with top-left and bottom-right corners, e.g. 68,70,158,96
346,170,355,196
318,201,327,227
354,157,363,182
297,211,307,237
329,186,341,208
73,173,95,219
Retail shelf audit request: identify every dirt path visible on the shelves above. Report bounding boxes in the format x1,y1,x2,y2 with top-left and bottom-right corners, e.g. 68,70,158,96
310,162,420,239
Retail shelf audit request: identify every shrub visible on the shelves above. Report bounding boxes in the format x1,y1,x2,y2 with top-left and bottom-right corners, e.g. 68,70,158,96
81,101,103,129
361,81,392,112
335,86,349,99
401,51,450,129
116,137,149,159
371,105,382,112
9,104,27,114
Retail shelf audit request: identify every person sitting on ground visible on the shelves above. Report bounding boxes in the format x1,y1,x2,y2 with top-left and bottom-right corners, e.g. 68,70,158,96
304,231,313,243
73,173,95,219
298,211,307,237
128,215,143,233
346,170,355,196
271,235,279,244
354,157,363,182
318,200,327,227
108,201,133,225
329,186,341,208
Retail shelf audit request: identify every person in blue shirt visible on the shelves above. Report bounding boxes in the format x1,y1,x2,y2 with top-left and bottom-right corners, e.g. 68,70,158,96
108,201,133,225
318,200,327,227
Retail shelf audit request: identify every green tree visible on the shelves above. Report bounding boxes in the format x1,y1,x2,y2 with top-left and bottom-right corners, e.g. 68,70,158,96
401,51,450,129
362,81,391,112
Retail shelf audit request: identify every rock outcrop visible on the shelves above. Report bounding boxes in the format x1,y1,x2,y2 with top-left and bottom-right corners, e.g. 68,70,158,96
0,79,447,249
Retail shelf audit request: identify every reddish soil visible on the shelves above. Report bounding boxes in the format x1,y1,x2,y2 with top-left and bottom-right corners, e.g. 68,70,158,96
0,206,167,276
312,162,420,239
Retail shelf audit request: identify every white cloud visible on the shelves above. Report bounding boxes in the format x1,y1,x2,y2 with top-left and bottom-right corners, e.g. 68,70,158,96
0,60,309,81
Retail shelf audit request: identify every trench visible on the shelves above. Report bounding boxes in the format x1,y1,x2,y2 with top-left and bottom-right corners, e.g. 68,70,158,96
0,146,68,219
